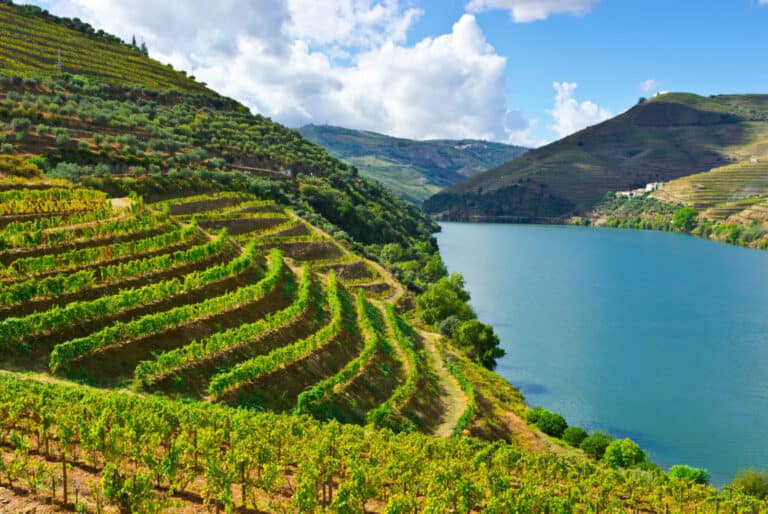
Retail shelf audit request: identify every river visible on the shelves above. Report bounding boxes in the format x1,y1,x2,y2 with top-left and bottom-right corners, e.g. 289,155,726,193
437,222,768,484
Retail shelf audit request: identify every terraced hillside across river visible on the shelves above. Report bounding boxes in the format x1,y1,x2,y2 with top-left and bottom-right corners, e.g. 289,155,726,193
425,93,768,222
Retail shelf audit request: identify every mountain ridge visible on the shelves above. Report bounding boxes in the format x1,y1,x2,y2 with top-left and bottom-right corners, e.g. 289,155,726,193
424,92,768,221
299,123,527,203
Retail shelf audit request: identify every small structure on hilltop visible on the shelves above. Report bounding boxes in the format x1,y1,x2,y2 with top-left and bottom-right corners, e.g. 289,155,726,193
616,182,662,198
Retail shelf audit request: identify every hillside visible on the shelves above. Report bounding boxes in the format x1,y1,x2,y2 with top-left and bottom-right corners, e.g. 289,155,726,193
0,2,765,511
299,124,527,204
424,93,768,222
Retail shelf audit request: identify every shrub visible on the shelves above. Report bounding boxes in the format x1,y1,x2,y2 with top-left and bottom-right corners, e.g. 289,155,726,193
416,273,475,325
55,130,71,147
580,431,612,459
438,315,461,337
730,469,768,500
562,426,588,447
0,143,12,153
671,206,698,232
603,438,646,468
535,411,568,438
454,319,505,369
669,465,710,485
10,117,31,134
524,406,545,424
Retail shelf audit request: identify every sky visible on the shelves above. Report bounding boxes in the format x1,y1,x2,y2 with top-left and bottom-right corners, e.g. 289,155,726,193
24,0,768,147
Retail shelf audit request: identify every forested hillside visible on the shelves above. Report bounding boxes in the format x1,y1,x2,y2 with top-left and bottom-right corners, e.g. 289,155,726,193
299,124,527,204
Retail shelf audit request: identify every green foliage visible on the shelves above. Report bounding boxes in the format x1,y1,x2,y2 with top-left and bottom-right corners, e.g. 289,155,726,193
579,431,613,459
416,273,474,325
101,463,159,514
1,374,762,512
534,410,568,438
671,206,699,232
207,270,344,398
730,469,768,500
524,406,545,424
10,117,31,137
298,124,527,204
437,315,461,337
48,248,281,373
453,319,505,370
603,438,646,468
669,465,710,485
562,426,588,447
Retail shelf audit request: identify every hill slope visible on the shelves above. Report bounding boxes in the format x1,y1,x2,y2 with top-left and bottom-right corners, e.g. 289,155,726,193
0,0,208,93
299,124,527,203
424,93,768,221
0,4,763,511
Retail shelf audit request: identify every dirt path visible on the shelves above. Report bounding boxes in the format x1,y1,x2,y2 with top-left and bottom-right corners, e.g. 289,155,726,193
417,329,469,438
109,196,133,210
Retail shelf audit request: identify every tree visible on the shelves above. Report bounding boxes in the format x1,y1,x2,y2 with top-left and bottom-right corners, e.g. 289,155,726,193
416,273,474,325
603,438,646,468
669,465,709,485
730,469,768,500
10,118,31,140
579,431,612,459
562,426,588,447
534,411,567,438
671,206,698,232
454,320,505,370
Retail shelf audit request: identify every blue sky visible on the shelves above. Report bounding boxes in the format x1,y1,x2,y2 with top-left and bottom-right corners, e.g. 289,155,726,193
25,0,768,146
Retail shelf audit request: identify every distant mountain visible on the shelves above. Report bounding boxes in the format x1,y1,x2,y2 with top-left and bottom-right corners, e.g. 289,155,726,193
298,124,527,204
424,93,768,222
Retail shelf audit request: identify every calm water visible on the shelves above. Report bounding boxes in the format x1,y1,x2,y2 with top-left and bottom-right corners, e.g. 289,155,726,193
437,222,768,484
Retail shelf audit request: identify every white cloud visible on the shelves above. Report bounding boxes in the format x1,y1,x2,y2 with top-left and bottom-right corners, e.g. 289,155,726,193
465,0,597,22
44,1,533,144
547,81,611,139
640,79,660,93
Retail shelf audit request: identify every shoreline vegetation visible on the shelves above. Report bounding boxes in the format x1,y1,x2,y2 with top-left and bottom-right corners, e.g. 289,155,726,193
570,191,768,250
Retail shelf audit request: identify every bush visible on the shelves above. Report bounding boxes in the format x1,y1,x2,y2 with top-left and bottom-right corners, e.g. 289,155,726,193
730,469,768,500
0,143,12,153
438,315,461,337
671,206,698,232
580,431,612,459
603,438,646,468
10,117,31,135
669,465,710,485
535,411,568,438
524,407,545,424
454,319,505,369
562,426,588,447
55,130,71,147
416,273,475,325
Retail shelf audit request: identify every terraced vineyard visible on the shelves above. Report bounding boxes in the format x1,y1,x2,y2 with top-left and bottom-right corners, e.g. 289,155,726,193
654,160,768,221
0,1,205,93
0,184,477,434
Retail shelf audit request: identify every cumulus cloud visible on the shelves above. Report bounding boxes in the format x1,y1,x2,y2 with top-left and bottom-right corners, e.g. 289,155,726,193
547,82,611,139
465,0,598,22
640,79,660,92
45,1,533,144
